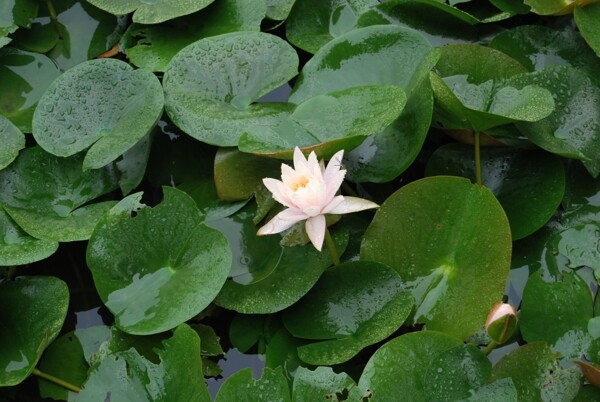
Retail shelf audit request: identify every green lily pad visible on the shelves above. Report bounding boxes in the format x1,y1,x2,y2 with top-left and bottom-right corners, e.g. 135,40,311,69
87,0,216,24
524,0,587,15
292,366,356,402
216,367,290,402
78,324,211,401
358,331,463,400
0,276,69,386
163,31,299,147
507,65,600,177
361,176,512,340
33,58,164,170
425,144,565,240
463,378,518,402
122,0,266,72
489,25,600,85
550,224,600,276
0,114,24,170
116,132,153,196
266,0,296,20
265,328,304,381
491,342,582,401
575,3,600,57
210,204,349,313
87,187,232,335
0,208,58,266
229,314,268,353
0,0,38,47
285,0,378,54
282,261,414,365
424,344,492,401
0,146,119,242
0,48,60,132
11,21,59,53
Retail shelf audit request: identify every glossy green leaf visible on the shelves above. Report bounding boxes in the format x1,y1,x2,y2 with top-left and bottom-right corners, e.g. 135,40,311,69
33,58,164,169
523,0,575,15
78,324,211,401
283,261,414,365
266,0,296,20
265,328,304,382
215,367,290,402
424,344,491,401
0,146,119,242
575,3,600,57
163,31,298,147
551,224,600,276
425,144,565,240
192,324,224,357
292,366,356,402
463,378,518,401
358,331,463,400
11,21,59,53
361,176,512,340
229,314,267,353
286,0,378,54
508,65,600,177
87,187,232,335
0,0,38,47
122,0,266,72
0,48,60,132
0,208,58,266
491,342,581,401
116,132,152,196
0,276,69,386
87,0,216,24
0,114,24,170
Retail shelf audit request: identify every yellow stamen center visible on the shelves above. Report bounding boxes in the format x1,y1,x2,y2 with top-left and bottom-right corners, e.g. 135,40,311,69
292,176,309,191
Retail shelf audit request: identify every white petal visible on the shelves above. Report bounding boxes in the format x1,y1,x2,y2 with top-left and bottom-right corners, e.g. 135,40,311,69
263,178,293,208
322,195,345,214
293,147,309,171
324,150,345,182
327,196,379,215
305,214,326,251
324,169,345,202
257,208,308,235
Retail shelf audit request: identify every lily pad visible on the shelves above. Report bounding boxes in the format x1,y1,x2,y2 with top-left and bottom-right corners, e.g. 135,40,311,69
266,0,296,20
285,0,378,54
78,324,211,401
575,3,600,57
0,48,60,132
550,224,600,276
425,144,565,240
358,331,463,400
87,187,232,335
0,114,24,170
292,366,356,402
122,0,266,72
215,367,290,402
0,146,119,242
463,378,518,401
87,0,216,24
361,176,512,340
163,31,299,147
282,260,414,365
116,132,153,196
33,58,164,170
524,0,587,15
0,0,38,47
0,276,69,386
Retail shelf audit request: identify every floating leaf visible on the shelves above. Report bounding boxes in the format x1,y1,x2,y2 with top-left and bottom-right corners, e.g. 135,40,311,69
575,3,600,57
87,187,232,335
116,132,153,196
0,114,24,170
163,32,298,147
87,0,216,24
215,367,290,402
292,366,356,402
283,261,414,365
0,276,69,386
463,378,518,401
0,0,38,48
550,224,600,276
361,176,512,340
0,146,119,242
33,58,164,170
266,0,296,20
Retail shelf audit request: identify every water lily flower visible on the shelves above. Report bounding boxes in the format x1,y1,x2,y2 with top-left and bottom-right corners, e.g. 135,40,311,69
485,302,518,344
257,147,378,251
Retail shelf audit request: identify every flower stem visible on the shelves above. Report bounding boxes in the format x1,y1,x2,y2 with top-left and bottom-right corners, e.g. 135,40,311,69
482,341,498,356
474,130,482,186
33,368,81,393
324,228,340,266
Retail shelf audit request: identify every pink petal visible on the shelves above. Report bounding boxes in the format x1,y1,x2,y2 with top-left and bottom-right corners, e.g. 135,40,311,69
257,208,308,235
324,150,345,183
305,214,326,251
263,178,293,208
324,169,345,202
326,196,379,215
322,195,345,214
293,147,309,172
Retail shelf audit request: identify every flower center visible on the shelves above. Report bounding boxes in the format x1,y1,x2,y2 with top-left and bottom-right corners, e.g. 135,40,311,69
291,176,309,191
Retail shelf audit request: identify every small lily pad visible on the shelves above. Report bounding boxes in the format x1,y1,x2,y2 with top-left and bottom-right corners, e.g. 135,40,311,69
575,3,600,57
0,146,119,242
0,114,24,170
33,58,164,170
283,260,414,365
266,0,296,20
87,187,232,335
87,0,216,24
0,276,69,386
292,366,356,402
550,224,600,276
215,367,290,402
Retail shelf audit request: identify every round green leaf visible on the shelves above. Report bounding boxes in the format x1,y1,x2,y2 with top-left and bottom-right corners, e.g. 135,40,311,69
0,276,69,386
575,3,600,57
87,187,232,335
361,176,512,340
491,342,581,401
424,344,492,401
292,366,356,402
33,58,164,169
508,65,600,177
0,208,58,266
87,0,216,24
282,261,414,365
463,378,518,402
163,32,298,146
0,0,38,47
122,0,266,72
0,114,24,170
11,21,59,53
0,146,119,242
0,48,60,132
552,224,600,275
425,144,566,240
358,331,463,400
285,0,378,54
215,367,290,402
266,0,296,20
